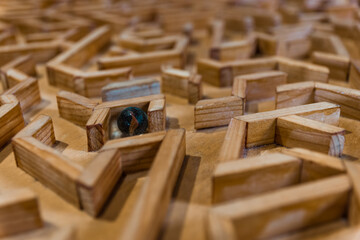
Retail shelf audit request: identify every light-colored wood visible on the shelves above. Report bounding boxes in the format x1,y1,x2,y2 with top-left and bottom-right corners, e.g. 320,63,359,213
98,37,188,76
233,71,287,102
0,188,43,237
275,81,360,121
218,119,247,162
119,129,186,240
278,148,346,182
194,96,244,129
57,91,99,127
2,69,41,112
210,39,255,62
237,102,340,148
101,131,166,173
101,78,161,102
311,52,350,82
147,98,166,133
344,161,360,226
276,81,315,109
86,108,110,152
213,153,301,203
12,136,82,207
277,56,329,83
161,67,203,103
78,149,122,217
46,26,132,97
0,95,25,148
276,115,346,156
209,175,351,240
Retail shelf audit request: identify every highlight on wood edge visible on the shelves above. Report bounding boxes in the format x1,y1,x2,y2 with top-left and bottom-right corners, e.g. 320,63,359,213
218,102,344,162
12,114,185,220
209,148,358,240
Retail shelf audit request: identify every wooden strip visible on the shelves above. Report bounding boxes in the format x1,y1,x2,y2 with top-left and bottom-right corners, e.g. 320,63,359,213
0,188,43,237
311,52,350,82
119,129,186,240
237,102,340,148
0,95,25,148
12,137,82,207
213,153,301,203
57,91,99,127
197,58,233,87
147,99,166,133
195,96,243,129
209,175,351,240
188,74,202,104
86,108,110,152
276,115,345,157
277,56,329,83
276,81,315,109
14,114,55,146
218,119,247,162
161,67,190,99
234,71,287,101
78,149,122,216
344,161,360,226
101,131,166,173
278,148,345,182
102,78,160,102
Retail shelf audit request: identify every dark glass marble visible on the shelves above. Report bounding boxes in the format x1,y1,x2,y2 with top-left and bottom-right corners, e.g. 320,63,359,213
117,107,148,136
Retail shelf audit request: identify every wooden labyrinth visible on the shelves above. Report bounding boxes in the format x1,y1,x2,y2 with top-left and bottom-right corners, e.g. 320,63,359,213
1,1,360,240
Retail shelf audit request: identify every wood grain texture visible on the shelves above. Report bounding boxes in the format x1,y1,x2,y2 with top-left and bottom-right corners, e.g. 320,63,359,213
119,129,186,240
194,96,244,129
0,188,43,237
276,115,345,156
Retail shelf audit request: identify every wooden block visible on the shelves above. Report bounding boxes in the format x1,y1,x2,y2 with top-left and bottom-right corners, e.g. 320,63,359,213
194,96,244,129
0,95,25,148
209,175,351,240
349,60,360,90
101,78,161,102
218,119,247,162
197,58,233,87
238,102,340,148
276,115,345,157
86,108,110,152
210,39,254,62
101,131,166,173
188,74,202,104
57,91,99,127
279,148,345,182
311,52,350,82
2,70,41,112
147,99,166,132
231,57,278,79
0,188,43,237
277,56,329,83
98,37,188,76
233,71,287,102
14,114,55,146
161,67,202,104
0,54,36,89
78,149,122,216
119,129,186,240
276,81,315,109
213,153,301,203
315,82,360,120
344,161,360,226
12,137,82,207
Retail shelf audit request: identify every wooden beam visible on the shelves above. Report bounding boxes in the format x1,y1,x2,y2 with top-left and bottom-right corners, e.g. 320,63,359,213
213,153,301,204
194,96,244,129
208,175,351,240
118,129,186,240
311,52,350,82
276,115,345,157
0,188,43,237
101,78,161,102
276,81,315,109
86,108,110,152
57,91,99,127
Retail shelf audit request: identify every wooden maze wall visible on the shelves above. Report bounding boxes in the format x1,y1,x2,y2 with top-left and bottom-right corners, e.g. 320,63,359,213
2,0,360,239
